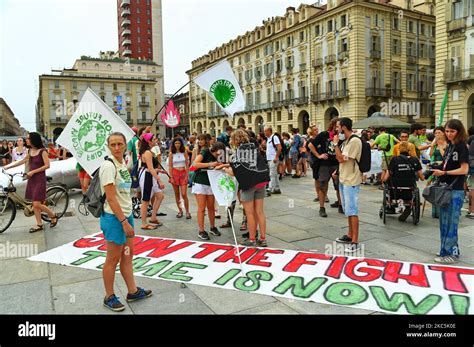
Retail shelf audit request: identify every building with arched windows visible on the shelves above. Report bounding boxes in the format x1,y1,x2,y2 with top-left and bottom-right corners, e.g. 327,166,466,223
187,1,436,135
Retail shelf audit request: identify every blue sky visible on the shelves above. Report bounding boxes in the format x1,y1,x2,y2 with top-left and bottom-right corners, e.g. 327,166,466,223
0,0,310,131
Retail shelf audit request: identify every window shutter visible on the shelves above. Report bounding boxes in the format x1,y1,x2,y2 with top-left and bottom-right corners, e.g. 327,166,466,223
445,1,452,22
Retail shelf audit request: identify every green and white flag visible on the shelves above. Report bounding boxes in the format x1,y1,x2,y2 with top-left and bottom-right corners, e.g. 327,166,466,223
194,60,245,117
56,88,135,176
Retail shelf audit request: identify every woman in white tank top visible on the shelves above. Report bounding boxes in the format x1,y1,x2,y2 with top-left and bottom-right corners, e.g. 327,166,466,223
169,138,191,219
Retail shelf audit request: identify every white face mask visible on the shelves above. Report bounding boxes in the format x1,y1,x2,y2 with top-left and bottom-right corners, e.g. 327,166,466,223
339,132,346,141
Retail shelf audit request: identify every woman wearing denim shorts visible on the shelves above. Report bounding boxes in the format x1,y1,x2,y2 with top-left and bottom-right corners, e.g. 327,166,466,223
99,132,152,312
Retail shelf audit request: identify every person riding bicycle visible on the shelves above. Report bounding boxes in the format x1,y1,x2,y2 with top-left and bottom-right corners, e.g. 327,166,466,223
3,132,59,232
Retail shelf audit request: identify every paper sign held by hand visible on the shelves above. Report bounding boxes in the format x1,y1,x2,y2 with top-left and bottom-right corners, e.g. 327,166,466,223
161,99,181,128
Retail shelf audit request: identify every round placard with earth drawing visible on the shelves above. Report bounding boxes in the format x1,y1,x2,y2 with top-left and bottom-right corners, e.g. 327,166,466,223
209,79,236,108
76,119,108,153
217,175,237,204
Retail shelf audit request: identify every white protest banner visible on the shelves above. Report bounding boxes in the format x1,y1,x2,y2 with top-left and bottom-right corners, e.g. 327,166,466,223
207,170,238,207
194,60,245,117
56,88,135,176
367,150,382,176
29,233,474,315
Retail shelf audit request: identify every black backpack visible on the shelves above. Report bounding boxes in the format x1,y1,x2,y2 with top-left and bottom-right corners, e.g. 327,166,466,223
271,133,287,157
83,158,116,217
347,135,371,173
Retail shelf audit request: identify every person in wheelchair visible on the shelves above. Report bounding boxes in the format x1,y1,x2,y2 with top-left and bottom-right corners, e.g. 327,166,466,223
381,141,425,222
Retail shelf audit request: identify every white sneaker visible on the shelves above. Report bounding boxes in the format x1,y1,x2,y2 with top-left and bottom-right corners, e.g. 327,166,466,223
434,256,459,264
344,243,361,253
465,212,474,219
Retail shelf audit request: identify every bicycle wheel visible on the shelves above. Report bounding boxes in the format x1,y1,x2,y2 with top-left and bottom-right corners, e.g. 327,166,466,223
42,186,69,222
0,196,16,233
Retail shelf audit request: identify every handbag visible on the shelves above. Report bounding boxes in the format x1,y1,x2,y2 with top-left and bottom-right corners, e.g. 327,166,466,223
422,145,458,208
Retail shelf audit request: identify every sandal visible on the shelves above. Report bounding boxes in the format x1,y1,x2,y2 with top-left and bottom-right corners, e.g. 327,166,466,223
176,211,183,218
49,214,59,228
148,220,163,227
141,224,158,230
220,222,232,228
186,212,192,219
29,225,44,233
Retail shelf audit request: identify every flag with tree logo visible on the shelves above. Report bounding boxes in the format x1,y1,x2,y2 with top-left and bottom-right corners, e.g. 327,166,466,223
56,88,135,176
194,60,245,117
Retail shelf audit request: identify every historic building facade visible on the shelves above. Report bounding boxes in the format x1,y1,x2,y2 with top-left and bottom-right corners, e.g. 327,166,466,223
187,0,436,135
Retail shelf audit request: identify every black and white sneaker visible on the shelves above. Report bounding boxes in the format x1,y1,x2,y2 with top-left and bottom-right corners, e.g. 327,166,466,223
198,231,210,240
209,227,221,236
344,243,361,253
336,235,352,243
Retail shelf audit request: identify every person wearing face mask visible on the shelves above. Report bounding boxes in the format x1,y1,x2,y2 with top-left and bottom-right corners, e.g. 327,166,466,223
333,118,363,253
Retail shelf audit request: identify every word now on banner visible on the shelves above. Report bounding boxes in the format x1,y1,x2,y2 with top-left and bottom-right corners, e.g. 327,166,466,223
28,233,473,315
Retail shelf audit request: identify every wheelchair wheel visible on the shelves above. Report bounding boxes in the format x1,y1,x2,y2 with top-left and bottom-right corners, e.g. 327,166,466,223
412,188,420,225
381,186,387,224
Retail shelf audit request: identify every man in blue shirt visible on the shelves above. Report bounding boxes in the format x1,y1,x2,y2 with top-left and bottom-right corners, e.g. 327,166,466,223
290,128,302,178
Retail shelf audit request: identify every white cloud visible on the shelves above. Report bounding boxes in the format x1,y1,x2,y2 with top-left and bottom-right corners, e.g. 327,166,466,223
1,0,305,132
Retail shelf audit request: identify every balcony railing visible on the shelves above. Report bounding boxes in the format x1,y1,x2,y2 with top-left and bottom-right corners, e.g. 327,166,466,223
294,96,309,105
120,0,130,7
121,29,131,37
444,68,474,83
447,17,466,32
244,104,254,112
122,39,131,46
137,119,153,124
338,51,349,61
365,88,391,97
123,49,132,56
121,8,130,17
121,19,131,27
335,89,349,98
50,118,68,125
208,110,224,118
407,55,417,64
312,58,323,68
272,100,284,108
321,91,336,100
139,102,150,107
324,54,336,65
391,89,403,98
311,93,321,102
370,49,381,59
418,91,430,99
261,102,272,110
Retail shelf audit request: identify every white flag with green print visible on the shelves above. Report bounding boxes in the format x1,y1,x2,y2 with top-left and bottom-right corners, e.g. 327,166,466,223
194,60,245,117
56,88,135,176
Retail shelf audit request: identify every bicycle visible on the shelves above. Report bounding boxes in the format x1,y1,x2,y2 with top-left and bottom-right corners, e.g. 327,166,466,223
0,169,70,233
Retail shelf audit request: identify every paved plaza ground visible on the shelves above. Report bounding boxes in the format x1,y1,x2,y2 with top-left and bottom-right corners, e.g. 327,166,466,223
0,170,472,315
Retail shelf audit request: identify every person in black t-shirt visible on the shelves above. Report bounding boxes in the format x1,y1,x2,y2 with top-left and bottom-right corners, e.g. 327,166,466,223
382,141,424,222
308,117,342,217
431,120,469,264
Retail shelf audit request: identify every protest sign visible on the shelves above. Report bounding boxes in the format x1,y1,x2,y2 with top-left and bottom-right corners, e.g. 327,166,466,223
207,170,238,207
56,88,135,176
29,233,473,315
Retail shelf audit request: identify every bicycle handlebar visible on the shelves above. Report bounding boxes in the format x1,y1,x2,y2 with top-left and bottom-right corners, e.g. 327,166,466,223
1,169,24,178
